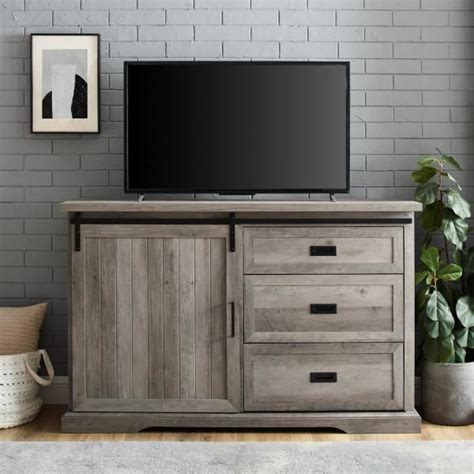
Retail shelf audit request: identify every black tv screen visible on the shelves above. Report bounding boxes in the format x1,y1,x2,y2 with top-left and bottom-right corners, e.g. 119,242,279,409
125,61,350,194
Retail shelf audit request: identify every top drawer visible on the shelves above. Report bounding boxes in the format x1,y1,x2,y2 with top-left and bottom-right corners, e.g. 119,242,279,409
244,226,404,274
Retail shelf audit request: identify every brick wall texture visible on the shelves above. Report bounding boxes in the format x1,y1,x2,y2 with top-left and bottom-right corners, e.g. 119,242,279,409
0,0,473,374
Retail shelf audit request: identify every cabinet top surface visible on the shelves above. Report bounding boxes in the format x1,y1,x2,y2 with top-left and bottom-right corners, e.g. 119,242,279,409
59,200,421,213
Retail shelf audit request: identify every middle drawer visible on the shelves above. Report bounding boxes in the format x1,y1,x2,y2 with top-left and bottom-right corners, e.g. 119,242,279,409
244,274,403,343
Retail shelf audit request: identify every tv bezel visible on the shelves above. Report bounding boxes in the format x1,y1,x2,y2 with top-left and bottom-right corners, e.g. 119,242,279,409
124,60,350,195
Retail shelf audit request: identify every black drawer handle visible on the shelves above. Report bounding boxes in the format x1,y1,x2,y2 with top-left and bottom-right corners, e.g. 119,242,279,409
310,372,337,383
310,304,337,314
229,301,235,338
309,245,337,256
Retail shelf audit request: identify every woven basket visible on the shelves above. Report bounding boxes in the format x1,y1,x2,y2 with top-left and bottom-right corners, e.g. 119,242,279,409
0,350,54,429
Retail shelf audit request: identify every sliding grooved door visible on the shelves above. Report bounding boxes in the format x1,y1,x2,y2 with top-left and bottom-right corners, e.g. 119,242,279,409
71,225,241,413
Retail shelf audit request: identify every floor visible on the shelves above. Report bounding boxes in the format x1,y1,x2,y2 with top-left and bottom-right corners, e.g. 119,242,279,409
1,406,473,442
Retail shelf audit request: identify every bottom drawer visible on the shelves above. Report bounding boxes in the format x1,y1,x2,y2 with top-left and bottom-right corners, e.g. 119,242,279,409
244,343,403,412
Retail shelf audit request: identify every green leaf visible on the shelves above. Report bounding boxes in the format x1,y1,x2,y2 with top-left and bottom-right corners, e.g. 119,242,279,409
411,166,437,184
421,200,444,231
417,156,439,167
441,154,461,170
456,296,474,328
442,214,468,248
454,341,466,363
425,290,455,337
454,248,463,266
454,326,468,347
445,189,471,219
423,334,454,363
444,172,462,191
415,182,439,205
416,287,430,313
438,263,462,282
420,247,439,272
415,270,430,286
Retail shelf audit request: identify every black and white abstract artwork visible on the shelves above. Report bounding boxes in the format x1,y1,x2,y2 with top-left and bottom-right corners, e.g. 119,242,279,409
42,49,88,120
31,34,99,133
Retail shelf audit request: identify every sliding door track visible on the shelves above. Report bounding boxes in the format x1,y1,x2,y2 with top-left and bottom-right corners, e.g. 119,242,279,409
71,212,412,252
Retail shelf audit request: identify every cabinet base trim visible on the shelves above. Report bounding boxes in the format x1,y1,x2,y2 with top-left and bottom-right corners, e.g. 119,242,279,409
61,410,421,434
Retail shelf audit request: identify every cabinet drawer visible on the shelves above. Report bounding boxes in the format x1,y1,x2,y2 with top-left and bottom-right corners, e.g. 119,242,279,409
243,227,403,274
244,274,403,343
244,343,403,412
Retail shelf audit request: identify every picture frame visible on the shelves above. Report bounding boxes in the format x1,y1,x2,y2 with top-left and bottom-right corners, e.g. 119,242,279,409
31,34,100,134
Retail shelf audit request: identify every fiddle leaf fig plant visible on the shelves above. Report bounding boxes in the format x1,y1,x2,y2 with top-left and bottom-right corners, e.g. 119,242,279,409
412,149,474,363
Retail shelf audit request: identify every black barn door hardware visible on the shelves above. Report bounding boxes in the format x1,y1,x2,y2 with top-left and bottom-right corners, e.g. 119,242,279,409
70,215,411,252
74,212,81,252
229,301,236,338
229,212,236,252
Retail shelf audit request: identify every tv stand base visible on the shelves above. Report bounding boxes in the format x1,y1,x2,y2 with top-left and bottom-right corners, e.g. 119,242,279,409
61,410,421,434
59,200,422,435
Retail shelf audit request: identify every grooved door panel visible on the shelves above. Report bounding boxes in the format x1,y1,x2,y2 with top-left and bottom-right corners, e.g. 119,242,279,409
71,225,241,413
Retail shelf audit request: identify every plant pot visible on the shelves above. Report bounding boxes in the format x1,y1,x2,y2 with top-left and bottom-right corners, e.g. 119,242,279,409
422,360,474,426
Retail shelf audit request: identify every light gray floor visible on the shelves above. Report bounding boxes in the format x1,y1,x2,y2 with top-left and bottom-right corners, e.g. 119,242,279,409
1,440,473,473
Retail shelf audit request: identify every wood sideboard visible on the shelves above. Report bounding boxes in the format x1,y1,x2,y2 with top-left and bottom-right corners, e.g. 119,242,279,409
59,200,422,433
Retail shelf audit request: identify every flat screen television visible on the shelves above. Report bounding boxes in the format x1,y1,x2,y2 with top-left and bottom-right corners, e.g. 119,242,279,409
125,61,350,195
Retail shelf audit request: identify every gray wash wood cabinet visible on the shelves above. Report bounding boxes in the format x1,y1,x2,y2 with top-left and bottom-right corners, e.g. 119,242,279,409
70,225,241,413
60,200,422,433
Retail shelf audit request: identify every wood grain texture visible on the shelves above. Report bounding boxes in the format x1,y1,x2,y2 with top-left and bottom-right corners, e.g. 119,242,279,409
116,239,133,399
404,222,416,412
211,238,227,400
179,238,196,400
131,238,149,399
71,225,240,413
148,239,164,399
244,274,403,343
61,409,421,434
100,238,117,399
244,226,404,274
70,226,84,409
67,206,419,433
226,225,244,412
81,225,228,239
244,343,404,412
74,399,239,413
59,200,422,213
163,238,180,400
195,239,212,399
84,237,101,398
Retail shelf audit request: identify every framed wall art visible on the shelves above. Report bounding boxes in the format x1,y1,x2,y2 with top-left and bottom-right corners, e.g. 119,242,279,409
31,34,100,133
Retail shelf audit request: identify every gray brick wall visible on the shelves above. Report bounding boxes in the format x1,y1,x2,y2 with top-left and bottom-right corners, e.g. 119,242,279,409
0,0,473,375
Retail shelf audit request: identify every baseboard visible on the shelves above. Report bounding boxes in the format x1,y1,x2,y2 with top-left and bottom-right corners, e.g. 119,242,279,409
40,376,68,405
42,376,423,407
